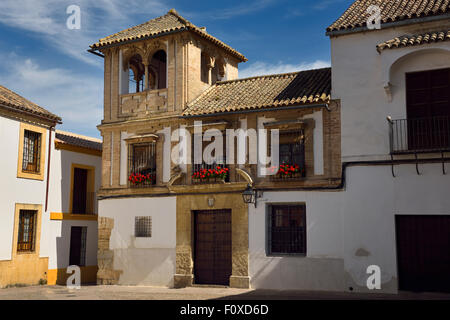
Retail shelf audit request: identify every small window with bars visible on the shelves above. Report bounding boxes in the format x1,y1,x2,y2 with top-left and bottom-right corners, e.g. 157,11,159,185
135,216,152,237
22,130,42,173
17,210,37,252
267,204,306,255
128,143,156,187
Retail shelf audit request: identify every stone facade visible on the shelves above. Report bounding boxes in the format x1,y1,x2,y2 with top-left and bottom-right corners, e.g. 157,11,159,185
95,13,341,289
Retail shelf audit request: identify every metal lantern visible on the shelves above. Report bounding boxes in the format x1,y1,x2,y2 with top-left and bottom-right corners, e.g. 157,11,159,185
242,184,256,207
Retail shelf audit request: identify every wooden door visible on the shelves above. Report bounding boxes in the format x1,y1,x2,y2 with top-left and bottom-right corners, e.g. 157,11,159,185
69,227,82,266
194,209,232,285
396,215,450,293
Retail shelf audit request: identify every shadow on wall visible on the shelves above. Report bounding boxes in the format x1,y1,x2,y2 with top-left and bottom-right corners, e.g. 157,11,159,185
60,151,71,215
50,222,97,285
112,247,176,286
249,250,345,292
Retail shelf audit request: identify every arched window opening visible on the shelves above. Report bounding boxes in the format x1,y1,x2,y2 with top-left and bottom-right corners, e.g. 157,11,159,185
148,50,167,90
128,54,144,93
201,52,209,84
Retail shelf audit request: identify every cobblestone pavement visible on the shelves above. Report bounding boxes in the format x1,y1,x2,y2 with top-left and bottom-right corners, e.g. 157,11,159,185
1,285,450,300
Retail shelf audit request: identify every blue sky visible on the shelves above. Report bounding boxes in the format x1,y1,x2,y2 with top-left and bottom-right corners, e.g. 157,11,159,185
0,0,353,138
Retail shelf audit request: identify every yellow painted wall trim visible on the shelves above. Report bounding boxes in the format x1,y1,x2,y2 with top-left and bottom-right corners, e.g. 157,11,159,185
47,266,98,285
50,212,98,221
17,122,47,181
0,204,48,288
55,141,102,157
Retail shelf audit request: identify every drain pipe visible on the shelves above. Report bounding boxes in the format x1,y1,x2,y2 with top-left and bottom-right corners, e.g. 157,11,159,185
45,126,54,212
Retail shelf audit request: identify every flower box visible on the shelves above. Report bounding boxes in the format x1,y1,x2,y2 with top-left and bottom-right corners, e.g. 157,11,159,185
128,172,155,186
192,166,229,184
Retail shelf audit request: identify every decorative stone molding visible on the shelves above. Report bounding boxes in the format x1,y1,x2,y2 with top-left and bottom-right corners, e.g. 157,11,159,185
97,217,123,285
120,89,168,117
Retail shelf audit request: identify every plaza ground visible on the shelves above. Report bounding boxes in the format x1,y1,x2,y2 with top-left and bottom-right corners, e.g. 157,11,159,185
1,285,450,300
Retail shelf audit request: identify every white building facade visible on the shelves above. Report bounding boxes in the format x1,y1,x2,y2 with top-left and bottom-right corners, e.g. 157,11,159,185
0,86,101,287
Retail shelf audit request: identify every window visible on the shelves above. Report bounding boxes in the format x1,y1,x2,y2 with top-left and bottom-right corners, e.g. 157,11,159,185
135,216,152,237
17,123,46,180
70,164,95,214
128,143,156,187
270,130,306,179
201,52,209,84
69,226,87,266
128,54,144,93
22,130,42,173
149,50,167,90
191,132,229,183
17,210,37,252
267,204,306,255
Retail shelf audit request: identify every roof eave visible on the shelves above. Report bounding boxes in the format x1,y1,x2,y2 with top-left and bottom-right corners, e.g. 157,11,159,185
326,13,450,37
0,102,62,125
89,27,247,62
181,102,331,118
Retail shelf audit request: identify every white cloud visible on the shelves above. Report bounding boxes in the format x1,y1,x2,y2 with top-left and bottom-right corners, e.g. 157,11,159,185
0,52,103,137
0,0,169,66
238,60,330,79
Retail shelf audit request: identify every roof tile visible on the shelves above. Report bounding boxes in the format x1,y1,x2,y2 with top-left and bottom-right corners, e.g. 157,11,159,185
0,85,61,122
183,68,331,116
377,29,450,51
55,130,102,151
91,9,247,62
327,0,450,33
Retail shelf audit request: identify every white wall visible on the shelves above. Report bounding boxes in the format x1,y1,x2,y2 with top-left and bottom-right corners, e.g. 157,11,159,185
47,147,101,270
331,20,450,161
99,197,176,286
250,163,450,292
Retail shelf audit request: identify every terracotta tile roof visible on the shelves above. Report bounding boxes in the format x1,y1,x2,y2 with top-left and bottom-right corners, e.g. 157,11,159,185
183,67,331,117
327,0,450,33
377,29,450,51
55,130,102,152
0,85,61,123
91,9,247,62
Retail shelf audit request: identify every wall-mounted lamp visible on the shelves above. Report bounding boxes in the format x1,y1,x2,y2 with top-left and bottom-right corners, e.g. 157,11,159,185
242,184,260,208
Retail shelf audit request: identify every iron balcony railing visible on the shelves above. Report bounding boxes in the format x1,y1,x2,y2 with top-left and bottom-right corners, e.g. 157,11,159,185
128,142,157,188
389,116,450,154
191,162,230,184
71,191,96,215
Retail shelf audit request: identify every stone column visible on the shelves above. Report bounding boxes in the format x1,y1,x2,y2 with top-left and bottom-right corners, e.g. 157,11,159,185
207,56,215,86
143,62,149,90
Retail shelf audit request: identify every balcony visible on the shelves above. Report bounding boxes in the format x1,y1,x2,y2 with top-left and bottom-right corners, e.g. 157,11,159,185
389,116,450,154
191,163,230,184
120,88,168,116
71,191,96,215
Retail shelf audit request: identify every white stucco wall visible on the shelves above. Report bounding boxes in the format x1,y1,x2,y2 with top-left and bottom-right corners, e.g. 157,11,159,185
331,20,450,161
98,197,177,286
46,147,101,270
0,116,50,261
